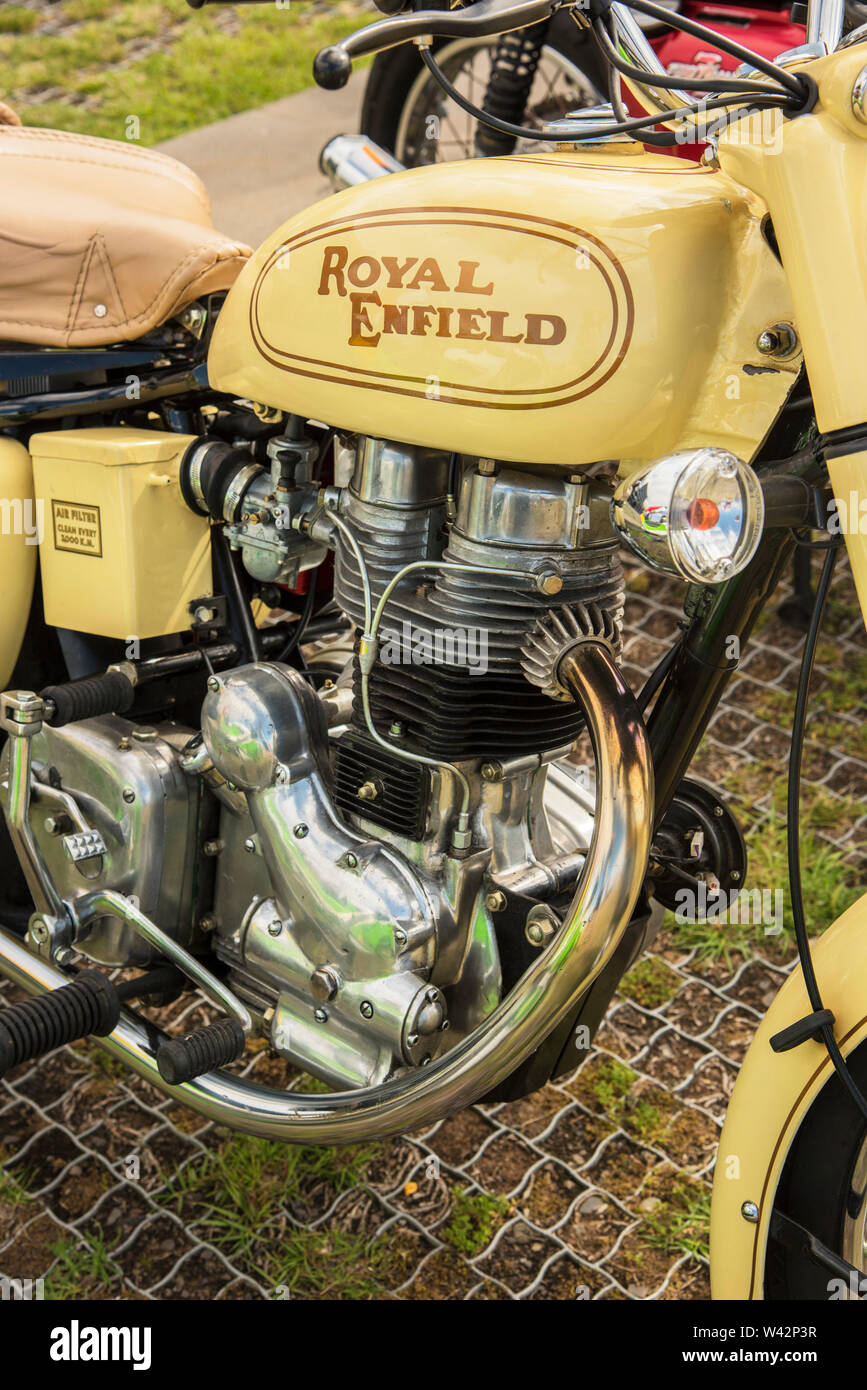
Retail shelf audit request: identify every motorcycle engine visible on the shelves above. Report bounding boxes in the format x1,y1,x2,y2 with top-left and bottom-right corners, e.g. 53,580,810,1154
14,427,626,1091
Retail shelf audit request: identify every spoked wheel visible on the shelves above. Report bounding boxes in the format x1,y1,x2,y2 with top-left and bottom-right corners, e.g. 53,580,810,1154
361,26,605,167
765,1040,867,1298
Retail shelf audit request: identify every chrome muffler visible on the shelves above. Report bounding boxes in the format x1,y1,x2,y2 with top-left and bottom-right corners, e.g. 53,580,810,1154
0,641,652,1143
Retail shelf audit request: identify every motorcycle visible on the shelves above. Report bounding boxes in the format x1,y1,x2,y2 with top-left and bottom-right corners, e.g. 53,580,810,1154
0,0,865,1303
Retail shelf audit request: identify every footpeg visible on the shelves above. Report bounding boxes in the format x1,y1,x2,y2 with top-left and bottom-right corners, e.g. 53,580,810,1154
63,829,107,865
156,1018,246,1085
0,970,120,1078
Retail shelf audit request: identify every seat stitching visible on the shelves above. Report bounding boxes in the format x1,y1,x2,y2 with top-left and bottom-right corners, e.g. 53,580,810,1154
65,236,96,336
0,245,248,332
0,144,211,214
94,231,128,321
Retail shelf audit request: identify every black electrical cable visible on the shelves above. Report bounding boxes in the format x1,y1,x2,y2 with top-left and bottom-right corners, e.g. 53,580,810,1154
788,527,845,550
624,0,808,98
787,546,867,1123
593,15,799,98
274,572,319,664
637,634,683,713
606,43,676,146
419,39,799,149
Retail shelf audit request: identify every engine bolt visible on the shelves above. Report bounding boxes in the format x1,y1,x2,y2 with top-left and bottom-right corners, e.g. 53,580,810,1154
407,1033,419,1048
199,915,218,934
344,851,359,869
395,928,408,946
525,905,560,947
389,721,404,738
360,1000,374,1019
122,787,136,804
480,762,502,783
313,1008,328,1024
268,919,283,937
756,323,798,358
535,568,563,597
207,676,221,693
440,1019,450,1032
54,946,75,967
741,1200,759,1224
311,966,340,1002
29,917,49,945
293,823,309,839
203,838,223,857
731,870,741,882
244,837,257,854
714,805,724,817
485,890,507,913
357,780,379,801
118,736,132,751
44,814,71,836
477,457,497,476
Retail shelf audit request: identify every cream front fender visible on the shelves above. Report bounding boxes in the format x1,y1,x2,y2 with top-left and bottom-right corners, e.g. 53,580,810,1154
710,892,867,1299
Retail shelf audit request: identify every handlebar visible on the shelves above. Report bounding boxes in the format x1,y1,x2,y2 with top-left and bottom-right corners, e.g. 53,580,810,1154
309,0,846,116
312,0,558,89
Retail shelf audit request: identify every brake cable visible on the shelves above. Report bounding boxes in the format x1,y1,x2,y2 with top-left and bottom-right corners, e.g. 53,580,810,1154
774,545,867,1124
419,43,799,145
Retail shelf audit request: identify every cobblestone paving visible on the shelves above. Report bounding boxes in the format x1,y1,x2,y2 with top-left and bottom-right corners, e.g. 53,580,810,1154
1,559,864,1300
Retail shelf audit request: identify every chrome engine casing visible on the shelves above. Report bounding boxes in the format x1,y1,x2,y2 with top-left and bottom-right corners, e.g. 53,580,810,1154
0,715,201,966
201,661,498,1087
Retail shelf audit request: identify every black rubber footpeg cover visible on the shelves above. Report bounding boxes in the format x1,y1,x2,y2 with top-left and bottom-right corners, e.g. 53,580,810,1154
0,971,120,1077
156,1018,246,1085
41,670,135,727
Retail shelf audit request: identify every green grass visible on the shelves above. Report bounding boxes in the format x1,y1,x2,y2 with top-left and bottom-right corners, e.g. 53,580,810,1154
2,0,366,144
159,1131,383,1298
590,1057,637,1113
642,1182,711,1261
438,1187,511,1258
619,957,681,1009
44,1229,122,1299
0,1157,32,1209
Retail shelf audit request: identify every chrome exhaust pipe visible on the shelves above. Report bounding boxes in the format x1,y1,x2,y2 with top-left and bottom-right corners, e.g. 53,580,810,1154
0,643,652,1144
319,134,405,192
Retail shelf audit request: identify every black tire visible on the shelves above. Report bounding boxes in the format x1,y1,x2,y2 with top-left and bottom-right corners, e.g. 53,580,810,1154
764,1039,867,1298
359,13,607,165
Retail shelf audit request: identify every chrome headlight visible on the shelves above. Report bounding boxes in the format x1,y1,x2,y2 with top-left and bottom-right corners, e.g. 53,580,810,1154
612,448,765,583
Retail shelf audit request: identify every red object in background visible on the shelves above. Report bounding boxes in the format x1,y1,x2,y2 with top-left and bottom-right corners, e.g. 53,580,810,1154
624,2,806,158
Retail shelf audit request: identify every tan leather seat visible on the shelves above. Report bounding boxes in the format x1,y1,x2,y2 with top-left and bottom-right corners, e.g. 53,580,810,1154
0,126,251,348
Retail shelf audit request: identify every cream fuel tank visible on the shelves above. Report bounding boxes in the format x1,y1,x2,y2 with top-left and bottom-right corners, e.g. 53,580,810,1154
208,146,801,471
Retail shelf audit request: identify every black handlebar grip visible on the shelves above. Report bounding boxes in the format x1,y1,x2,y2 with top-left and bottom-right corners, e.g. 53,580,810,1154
0,971,121,1078
41,670,136,727
156,1018,246,1085
314,46,353,90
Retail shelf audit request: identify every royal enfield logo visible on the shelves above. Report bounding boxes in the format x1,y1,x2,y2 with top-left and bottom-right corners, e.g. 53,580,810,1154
249,206,634,411
316,246,567,351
